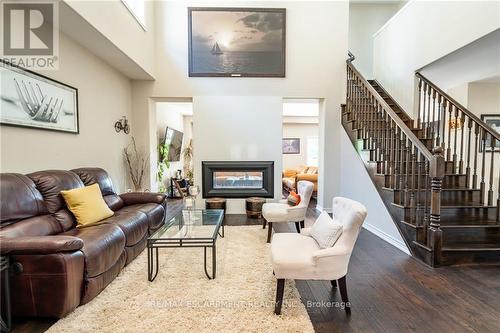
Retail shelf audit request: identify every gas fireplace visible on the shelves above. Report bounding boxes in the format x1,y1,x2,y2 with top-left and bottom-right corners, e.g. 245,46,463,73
202,161,274,198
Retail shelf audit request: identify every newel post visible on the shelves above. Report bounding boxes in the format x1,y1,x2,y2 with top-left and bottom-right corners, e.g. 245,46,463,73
428,146,445,267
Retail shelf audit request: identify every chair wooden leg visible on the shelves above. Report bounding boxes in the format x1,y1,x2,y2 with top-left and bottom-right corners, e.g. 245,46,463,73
263,219,267,229
295,222,301,233
331,279,337,288
300,220,305,229
338,275,351,315
274,279,285,315
267,222,273,243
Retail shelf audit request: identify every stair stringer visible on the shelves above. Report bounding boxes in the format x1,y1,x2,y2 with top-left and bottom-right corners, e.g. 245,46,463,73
340,126,415,256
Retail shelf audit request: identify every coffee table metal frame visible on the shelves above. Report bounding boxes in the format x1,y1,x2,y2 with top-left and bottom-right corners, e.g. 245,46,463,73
147,210,224,282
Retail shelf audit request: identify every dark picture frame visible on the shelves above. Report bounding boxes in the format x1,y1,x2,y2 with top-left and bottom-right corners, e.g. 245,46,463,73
480,114,500,152
188,7,286,77
0,59,79,134
282,138,300,154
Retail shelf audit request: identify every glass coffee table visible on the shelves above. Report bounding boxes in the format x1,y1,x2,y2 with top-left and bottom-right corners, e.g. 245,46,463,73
147,209,224,281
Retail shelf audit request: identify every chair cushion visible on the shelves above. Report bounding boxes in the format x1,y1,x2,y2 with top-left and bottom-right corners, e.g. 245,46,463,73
310,211,343,249
262,203,289,222
287,192,301,206
104,210,149,246
61,184,114,227
116,203,165,232
61,224,125,277
271,233,319,279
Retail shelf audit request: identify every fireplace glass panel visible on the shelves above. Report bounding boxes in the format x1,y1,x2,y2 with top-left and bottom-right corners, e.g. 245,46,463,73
213,171,264,189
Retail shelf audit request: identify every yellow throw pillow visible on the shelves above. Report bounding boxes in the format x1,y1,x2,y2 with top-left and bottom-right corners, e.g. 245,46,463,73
61,184,114,227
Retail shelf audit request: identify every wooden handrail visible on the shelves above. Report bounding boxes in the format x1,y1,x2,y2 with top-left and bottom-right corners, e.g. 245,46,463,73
416,72,500,142
348,62,433,161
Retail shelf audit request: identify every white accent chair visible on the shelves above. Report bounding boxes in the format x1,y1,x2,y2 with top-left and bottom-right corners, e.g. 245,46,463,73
262,180,314,243
270,197,367,315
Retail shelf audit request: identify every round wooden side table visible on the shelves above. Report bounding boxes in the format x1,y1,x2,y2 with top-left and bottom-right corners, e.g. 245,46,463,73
205,198,227,211
246,197,266,219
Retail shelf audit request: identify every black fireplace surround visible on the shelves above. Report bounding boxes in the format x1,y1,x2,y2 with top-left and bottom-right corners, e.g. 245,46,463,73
202,161,274,198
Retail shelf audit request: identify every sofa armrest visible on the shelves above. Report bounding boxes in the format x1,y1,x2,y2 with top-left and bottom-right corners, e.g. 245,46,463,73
297,173,318,182
0,236,84,255
120,192,167,206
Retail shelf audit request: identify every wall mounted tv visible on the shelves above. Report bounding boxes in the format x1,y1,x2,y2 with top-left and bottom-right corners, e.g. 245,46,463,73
163,127,183,161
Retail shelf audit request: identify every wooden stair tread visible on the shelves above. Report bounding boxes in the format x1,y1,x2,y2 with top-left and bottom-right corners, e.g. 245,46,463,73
442,244,500,251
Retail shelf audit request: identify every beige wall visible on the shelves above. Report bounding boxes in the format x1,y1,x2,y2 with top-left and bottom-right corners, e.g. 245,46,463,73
0,33,133,192
468,82,500,117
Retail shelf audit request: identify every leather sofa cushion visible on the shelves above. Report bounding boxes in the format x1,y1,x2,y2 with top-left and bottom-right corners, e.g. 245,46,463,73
61,224,125,277
116,203,165,232
72,168,125,211
0,173,48,224
28,170,84,214
0,214,61,238
104,210,148,246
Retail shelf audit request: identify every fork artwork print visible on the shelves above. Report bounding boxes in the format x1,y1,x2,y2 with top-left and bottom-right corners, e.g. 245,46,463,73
0,60,79,134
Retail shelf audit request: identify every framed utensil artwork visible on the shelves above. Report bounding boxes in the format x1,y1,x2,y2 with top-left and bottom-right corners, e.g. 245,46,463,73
0,60,79,134
188,7,286,77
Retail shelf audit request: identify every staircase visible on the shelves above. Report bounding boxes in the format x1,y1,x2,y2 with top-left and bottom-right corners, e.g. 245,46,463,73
342,59,500,267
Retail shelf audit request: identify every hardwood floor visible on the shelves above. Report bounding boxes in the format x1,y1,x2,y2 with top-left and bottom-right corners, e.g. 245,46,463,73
297,202,500,333
10,198,500,332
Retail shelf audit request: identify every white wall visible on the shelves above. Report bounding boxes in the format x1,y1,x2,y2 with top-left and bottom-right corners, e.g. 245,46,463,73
373,0,500,114
0,33,132,192
193,96,282,213
421,29,500,93
132,0,349,212
282,123,318,170
340,129,409,254
348,3,400,79
64,0,156,78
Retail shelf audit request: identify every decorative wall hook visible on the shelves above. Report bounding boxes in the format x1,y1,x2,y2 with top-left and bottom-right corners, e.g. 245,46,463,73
115,116,130,134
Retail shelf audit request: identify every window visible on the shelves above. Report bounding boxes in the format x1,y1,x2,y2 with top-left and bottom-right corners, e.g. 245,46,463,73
121,0,146,30
307,136,319,166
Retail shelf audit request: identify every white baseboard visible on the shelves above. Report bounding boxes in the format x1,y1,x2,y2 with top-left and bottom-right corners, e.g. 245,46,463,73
362,223,411,255
314,205,332,213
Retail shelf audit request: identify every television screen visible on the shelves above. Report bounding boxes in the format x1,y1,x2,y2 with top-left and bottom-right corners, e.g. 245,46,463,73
163,127,183,161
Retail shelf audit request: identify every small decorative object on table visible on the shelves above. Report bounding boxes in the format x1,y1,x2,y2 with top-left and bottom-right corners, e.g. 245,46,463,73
246,197,266,219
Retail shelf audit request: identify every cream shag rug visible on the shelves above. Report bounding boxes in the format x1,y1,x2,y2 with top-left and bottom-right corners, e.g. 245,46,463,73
47,226,314,333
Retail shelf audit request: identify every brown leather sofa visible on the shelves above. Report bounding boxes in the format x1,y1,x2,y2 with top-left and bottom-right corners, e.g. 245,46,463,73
0,168,166,318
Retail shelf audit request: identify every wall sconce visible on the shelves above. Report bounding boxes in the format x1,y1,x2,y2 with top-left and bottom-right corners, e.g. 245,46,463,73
114,116,130,134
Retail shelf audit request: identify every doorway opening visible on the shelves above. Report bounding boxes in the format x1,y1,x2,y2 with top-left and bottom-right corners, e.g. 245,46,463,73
282,99,320,202
154,101,193,197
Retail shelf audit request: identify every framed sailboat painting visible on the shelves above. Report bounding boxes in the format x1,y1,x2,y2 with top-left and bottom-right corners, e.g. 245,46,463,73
188,7,286,77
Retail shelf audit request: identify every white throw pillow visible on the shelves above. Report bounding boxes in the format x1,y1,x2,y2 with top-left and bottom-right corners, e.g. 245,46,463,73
310,211,343,249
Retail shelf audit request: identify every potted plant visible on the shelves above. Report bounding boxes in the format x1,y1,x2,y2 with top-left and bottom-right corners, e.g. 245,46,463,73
157,142,170,192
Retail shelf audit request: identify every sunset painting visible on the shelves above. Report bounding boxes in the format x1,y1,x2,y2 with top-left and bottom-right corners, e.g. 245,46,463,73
188,8,286,77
